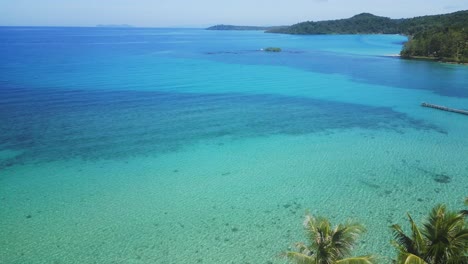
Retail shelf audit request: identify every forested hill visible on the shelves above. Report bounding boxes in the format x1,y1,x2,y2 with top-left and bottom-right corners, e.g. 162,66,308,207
399,10,468,35
267,11,468,63
267,13,399,34
266,11,468,35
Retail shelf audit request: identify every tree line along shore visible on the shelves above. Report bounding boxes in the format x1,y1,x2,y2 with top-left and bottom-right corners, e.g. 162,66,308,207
207,10,468,64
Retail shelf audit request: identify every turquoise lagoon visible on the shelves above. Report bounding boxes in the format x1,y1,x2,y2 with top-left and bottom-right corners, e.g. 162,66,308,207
0,28,467,263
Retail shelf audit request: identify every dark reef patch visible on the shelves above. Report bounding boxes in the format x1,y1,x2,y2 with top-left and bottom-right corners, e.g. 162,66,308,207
415,167,452,184
0,86,444,164
359,179,381,189
433,174,451,184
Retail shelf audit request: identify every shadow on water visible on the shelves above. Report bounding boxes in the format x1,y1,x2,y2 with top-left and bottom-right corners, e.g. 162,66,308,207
199,50,468,98
0,86,445,168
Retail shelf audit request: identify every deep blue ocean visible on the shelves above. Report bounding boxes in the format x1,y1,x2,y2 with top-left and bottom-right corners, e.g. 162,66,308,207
0,27,467,264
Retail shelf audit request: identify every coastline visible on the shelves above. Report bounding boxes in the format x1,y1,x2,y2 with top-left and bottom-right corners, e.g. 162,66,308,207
401,55,468,65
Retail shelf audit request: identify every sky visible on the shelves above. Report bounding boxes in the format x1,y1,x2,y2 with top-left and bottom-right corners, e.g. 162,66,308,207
0,0,467,27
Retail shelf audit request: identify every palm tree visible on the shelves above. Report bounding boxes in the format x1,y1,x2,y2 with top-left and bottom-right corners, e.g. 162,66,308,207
391,204,468,264
285,214,376,264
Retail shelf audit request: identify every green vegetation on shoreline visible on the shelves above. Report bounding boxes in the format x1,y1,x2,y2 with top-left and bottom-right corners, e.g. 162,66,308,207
268,13,399,34
401,27,468,63
267,10,468,64
208,11,468,63
266,11,468,35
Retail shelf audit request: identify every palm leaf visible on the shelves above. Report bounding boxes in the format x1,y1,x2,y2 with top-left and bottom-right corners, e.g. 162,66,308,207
303,215,321,245
335,255,376,264
291,214,373,264
446,229,468,260
397,253,428,264
451,228,468,244
331,222,365,259
451,255,468,264
423,205,468,263
444,211,465,234
391,204,468,264
407,213,425,255
422,205,446,263
295,242,312,255
285,251,316,264
391,224,416,253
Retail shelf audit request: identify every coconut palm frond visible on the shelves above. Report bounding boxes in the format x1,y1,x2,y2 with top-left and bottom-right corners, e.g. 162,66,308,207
340,221,366,241
316,217,332,241
285,251,316,264
422,204,468,263
331,222,366,258
289,214,372,264
295,242,311,254
391,239,410,254
303,214,316,229
451,229,468,245
423,204,445,237
422,205,444,243
446,229,468,260
443,211,466,234
335,255,376,264
451,255,468,264
391,224,416,253
397,253,428,264
407,213,425,254
391,204,468,264
303,215,322,244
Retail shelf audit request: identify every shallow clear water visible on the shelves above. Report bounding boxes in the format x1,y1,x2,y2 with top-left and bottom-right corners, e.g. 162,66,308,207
0,27,467,264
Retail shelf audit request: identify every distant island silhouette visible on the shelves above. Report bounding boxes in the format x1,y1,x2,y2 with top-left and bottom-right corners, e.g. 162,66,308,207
206,25,286,31
96,24,133,28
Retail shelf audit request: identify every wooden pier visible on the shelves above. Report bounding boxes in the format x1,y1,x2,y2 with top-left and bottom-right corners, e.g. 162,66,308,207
421,102,468,116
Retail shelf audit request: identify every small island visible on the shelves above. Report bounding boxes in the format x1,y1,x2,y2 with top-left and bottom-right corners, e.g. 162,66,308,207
263,47,282,52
